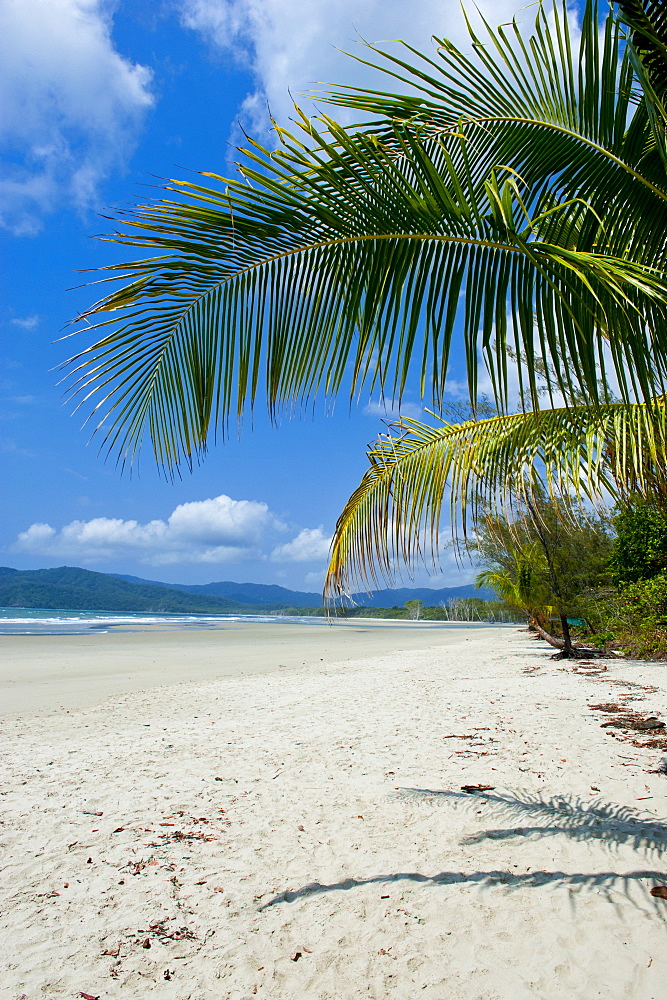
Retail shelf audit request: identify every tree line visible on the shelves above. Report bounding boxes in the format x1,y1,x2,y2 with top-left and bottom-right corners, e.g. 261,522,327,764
474,496,667,659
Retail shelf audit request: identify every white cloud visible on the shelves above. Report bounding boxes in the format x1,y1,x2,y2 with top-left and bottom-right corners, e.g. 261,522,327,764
271,526,331,562
179,0,536,135
13,493,280,565
0,0,153,234
10,314,40,329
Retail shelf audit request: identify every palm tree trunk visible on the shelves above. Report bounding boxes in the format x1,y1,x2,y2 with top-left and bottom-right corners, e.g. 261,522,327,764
523,495,577,658
529,617,603,658
530,618,566,648
560,613,575,658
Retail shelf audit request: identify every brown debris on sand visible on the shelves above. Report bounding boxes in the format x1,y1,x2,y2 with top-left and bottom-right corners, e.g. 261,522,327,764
599,715,665,732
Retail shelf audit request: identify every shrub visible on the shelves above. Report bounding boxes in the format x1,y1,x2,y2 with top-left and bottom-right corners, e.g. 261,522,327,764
612,500,667,584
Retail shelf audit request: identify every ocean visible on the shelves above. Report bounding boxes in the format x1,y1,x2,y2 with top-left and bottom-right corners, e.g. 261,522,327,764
0,607,493,636
0,607,332,635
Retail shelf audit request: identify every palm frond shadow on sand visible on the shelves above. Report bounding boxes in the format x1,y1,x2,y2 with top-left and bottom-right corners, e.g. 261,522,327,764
260,867,663,911
399,788,667,856
260,789,667,911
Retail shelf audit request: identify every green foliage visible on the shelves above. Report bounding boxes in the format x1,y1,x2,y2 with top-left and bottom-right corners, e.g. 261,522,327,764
343,600,516,621
616,573,667,657
611,499,667,583
404,599,425,620
67,0,667,479
576,575,667,659
271,607,343,617
578,496,667,656
324,400,667,600
474,498,614,625
345,606,410,619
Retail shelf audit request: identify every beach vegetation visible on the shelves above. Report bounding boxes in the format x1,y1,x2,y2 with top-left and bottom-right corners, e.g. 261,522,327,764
611,498,667,584
275,599,518,621
471,494,667,659
404,599,426,620
473,497,614,656
564,497,667,657
568,574,667,659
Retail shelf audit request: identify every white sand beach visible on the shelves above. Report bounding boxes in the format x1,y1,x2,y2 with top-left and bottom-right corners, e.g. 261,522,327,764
2,625,667,999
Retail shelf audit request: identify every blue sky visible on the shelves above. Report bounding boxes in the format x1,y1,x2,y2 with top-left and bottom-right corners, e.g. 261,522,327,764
1,0,530,590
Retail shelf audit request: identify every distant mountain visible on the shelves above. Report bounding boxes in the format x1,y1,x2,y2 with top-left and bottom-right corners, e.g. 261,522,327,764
0,566,259,614
112,574,322,607
111,573,494,606
0,565,495,614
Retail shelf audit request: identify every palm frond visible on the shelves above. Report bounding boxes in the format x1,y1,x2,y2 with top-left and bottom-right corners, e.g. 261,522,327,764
618,1,667,98
475,544,548,618
64,1,667,471
324,402,667,600
616,1,667,172
323,3,664,198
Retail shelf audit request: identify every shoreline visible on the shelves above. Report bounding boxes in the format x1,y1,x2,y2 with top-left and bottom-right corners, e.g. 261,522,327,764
0,608,518,636
2,629,667,998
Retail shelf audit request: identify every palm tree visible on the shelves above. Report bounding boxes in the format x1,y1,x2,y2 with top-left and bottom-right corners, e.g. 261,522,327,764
476,546,552,627
65,2,667,596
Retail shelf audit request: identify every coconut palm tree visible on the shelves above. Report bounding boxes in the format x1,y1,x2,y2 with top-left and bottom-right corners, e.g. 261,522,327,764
476,540,550,621
65,1,667,596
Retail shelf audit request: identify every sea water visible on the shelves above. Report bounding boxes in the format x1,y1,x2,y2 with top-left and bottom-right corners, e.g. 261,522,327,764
0,607,329,635
0,607,501,636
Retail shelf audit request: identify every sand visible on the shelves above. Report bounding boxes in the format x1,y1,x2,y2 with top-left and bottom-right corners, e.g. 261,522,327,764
0,620,496,718
2,625,667,999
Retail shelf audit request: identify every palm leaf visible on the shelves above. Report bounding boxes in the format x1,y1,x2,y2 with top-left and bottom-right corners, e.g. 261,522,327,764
616,1,667,171
64,1,667,470
323,402,667,600
618,1,667,98
322,2,665,202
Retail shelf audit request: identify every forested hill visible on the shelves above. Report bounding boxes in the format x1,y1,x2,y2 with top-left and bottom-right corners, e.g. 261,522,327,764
0,565,494,613
113,573,323,607
0,566,259,614
112,574,494,606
